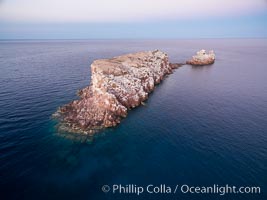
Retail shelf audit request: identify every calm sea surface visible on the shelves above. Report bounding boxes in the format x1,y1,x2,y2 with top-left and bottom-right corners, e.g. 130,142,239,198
0,39,267,200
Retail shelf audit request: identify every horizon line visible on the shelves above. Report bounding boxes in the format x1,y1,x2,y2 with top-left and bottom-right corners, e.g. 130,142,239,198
1,37,267,41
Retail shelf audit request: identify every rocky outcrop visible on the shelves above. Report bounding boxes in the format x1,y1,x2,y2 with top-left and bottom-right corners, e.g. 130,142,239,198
54,50,179,134
186,49,215,66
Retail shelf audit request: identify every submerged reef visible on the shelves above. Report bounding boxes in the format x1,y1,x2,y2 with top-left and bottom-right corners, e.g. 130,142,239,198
54,50,181,134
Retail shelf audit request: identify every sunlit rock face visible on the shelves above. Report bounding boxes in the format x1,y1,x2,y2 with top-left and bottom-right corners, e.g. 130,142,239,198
186,49,215,66
54,50,178,134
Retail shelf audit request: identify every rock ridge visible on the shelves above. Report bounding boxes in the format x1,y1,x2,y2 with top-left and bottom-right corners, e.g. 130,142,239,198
54,50,179,134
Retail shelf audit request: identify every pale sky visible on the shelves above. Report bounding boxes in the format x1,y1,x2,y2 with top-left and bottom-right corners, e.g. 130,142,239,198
0,0,267,39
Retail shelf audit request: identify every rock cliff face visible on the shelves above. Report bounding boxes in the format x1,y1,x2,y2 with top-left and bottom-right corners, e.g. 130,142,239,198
54,50,178,134
186,49,215,66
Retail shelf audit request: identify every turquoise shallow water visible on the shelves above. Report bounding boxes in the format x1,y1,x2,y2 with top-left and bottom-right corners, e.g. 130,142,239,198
0,39,267,200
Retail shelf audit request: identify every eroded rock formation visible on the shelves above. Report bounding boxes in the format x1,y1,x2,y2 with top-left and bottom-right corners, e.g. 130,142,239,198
186,49,215,66
54,50,179,134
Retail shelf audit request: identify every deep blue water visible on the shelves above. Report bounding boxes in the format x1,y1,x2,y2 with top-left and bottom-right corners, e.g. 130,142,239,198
0,39,267,200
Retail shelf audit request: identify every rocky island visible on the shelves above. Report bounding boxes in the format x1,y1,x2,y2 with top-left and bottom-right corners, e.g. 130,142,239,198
186,49,215,66
54,50,180,134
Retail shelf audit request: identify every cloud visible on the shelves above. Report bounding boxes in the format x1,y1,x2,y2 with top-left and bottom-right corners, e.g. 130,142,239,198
0,0,267,23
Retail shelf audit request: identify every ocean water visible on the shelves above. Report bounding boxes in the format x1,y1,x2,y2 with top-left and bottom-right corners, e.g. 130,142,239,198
0,39,267,200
